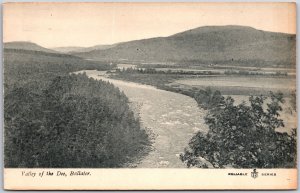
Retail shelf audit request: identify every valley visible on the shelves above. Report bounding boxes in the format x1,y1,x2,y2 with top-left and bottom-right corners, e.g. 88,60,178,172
80,70,209,168
4,25,297,168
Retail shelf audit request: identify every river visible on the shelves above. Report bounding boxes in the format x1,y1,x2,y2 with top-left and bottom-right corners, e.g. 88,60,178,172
79,70,208,168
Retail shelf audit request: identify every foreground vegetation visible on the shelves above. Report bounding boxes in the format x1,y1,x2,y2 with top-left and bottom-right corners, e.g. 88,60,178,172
4,49,149,167
180,90,297,168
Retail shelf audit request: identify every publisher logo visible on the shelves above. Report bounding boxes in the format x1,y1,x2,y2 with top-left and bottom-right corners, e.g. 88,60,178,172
251,169,258,179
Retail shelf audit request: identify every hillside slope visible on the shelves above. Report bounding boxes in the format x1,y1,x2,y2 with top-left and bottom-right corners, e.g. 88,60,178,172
51,46,85,53
74,25,296,67
4,41,58,53
52,44,117,53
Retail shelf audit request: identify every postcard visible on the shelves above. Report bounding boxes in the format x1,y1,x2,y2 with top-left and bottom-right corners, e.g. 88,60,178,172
3,2,297,190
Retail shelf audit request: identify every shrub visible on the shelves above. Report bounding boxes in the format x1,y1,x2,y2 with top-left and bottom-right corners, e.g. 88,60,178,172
290,90,296,111
193,87,225,110
180,92,297,168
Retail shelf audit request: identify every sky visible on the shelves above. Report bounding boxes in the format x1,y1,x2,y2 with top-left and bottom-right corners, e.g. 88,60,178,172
3,2,296,48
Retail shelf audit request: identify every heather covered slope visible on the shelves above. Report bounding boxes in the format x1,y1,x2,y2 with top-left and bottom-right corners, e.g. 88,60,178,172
74,25,295,67
53,44,117,53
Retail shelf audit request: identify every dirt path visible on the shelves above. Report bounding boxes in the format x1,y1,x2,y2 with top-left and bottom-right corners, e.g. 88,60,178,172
83,70,208,168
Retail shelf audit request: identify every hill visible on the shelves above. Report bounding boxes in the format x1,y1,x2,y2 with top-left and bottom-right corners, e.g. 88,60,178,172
4,41,58,53
52,44,116,53
3,48,112,89
73,25,296,67
51,46,85,53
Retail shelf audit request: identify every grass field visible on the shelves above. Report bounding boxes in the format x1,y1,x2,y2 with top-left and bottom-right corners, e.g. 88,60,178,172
175,76,294,89
169,75,295,96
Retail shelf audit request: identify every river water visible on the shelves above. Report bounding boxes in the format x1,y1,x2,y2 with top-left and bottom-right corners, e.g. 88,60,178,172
80,70,208,168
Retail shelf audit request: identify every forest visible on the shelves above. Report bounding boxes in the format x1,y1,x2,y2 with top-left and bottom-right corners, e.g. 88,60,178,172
4,49,150,167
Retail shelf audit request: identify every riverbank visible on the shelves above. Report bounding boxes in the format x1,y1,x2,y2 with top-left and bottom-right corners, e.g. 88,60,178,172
81,70,209,168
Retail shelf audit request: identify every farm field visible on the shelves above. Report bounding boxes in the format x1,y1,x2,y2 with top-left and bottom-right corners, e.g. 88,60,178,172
169,76,296,95
117,63,137,70
174,76,295,89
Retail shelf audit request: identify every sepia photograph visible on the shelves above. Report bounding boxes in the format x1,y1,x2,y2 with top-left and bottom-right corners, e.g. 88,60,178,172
2,2,297,190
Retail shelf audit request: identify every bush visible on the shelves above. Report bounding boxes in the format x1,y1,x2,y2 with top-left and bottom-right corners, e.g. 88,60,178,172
180,92,297,168
290,90,296,111
193,87,225,110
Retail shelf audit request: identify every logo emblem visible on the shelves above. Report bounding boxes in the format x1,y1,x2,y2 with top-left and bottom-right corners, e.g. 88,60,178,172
251,169,258,179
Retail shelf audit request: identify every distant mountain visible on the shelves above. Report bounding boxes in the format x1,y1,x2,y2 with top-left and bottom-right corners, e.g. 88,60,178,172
51,46,85,53
52,44,116,53
73,25,296,67
4,41,58,53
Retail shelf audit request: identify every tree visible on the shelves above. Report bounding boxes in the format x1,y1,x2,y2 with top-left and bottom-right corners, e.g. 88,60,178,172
193,87,225,110
180,92,297,168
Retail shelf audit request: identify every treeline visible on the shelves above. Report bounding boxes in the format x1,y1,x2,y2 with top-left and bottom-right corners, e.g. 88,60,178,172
115,67,221,76
4,49,149,167
117,66,290,77
177,58,295,68
180,88,297,168
224,70,288,76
